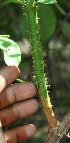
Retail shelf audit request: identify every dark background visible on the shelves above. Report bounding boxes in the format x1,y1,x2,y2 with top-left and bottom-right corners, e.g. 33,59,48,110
0,0,70,142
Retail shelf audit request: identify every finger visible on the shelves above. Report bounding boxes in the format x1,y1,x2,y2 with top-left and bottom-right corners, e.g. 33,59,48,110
0,99,38,127
0,82,37,109
0,66,19,93
4,124,36,143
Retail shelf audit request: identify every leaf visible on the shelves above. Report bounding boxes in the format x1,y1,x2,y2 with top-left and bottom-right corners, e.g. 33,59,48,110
37,0,57,4
0,37,21,66
19,14,29,38
0,35,10,38
4,0,23,5
37,3,57,44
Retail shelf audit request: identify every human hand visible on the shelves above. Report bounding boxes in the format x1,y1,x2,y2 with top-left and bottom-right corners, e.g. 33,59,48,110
0,66,38,143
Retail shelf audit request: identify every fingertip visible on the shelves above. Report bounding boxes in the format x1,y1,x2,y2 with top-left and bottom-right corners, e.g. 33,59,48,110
29,82,37,93
2,66,20,84
4,124,36,143
33,99,39,112
21,124,36,141
8,65,20,75
0,66,20,93
27,124,36,138
0,66,20,78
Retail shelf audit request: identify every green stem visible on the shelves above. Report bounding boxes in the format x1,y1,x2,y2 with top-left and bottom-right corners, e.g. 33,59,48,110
26,1,51,105
25,0,58,128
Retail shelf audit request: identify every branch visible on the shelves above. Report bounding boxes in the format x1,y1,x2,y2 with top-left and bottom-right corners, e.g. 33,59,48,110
46,111,70,143
54,3,66,16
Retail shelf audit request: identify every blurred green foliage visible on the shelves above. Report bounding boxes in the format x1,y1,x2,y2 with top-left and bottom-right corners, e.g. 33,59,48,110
0,2,57,44
0,0,70,44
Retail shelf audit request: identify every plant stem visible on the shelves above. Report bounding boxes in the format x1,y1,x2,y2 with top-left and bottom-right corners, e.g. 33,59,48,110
25,0,57,128
54,3,66,16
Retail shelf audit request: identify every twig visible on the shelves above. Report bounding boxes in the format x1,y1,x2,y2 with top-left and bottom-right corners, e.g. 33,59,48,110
0,120,6,143
46,111,70,143
54,3,66,16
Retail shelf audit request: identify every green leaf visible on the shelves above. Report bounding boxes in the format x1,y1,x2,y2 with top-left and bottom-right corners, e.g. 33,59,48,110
0,35,10,38
37,0,57,4
4,0,23,5
0,37,21,66
19,14,29,38
37,3,57,44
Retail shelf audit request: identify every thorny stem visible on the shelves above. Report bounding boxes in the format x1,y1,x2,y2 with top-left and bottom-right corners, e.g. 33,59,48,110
25,0,58,128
